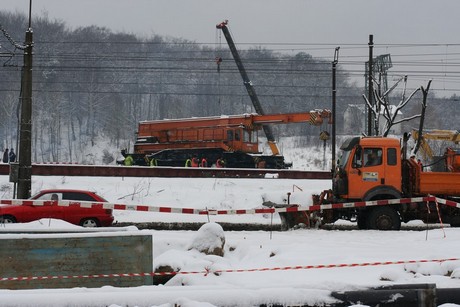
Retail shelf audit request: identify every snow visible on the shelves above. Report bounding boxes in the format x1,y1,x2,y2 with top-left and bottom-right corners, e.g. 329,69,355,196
1,174,460,306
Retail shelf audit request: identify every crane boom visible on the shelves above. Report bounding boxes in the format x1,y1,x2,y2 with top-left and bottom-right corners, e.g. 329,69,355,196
137,110,331,133
216,20,280,155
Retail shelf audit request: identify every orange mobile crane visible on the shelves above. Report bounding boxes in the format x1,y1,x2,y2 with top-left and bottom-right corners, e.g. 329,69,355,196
123,110,331,168
120,20,332,167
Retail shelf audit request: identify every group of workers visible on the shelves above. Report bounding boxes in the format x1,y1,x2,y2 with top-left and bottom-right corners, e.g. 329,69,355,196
123,155,156,166
184,156,225,168
122,153,226,168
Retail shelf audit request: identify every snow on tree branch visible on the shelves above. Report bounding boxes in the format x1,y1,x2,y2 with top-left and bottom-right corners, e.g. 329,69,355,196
363,74,427,137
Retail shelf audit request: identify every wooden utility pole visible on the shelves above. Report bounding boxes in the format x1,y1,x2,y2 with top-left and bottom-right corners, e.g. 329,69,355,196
17,0,33,199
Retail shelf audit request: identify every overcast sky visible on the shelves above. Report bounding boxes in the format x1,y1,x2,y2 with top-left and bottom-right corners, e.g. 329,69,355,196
3,0,460,96
4,0,459,44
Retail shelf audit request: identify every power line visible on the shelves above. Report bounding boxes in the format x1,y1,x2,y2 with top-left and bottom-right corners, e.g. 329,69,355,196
2,38,460,95
0,86,458,97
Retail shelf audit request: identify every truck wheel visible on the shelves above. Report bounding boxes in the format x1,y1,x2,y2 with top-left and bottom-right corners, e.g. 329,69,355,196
367,207,401,230
449,216,460,227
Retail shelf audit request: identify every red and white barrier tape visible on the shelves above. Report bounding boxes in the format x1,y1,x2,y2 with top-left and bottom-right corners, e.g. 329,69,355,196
2,258,458,282
0,196,459,216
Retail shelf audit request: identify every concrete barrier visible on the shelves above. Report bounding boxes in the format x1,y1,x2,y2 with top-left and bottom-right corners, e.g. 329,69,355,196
0,231,153,289
331,283,460,307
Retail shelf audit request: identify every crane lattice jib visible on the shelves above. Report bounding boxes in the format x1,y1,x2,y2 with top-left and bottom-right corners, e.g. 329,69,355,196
216,20,276,146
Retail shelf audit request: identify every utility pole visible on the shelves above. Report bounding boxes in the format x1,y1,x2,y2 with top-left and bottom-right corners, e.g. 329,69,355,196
367,35,374,136
331,47,340,170
17,0,33,199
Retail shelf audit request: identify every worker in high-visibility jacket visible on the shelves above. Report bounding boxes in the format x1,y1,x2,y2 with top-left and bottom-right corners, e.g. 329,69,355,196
124,155,134,166
149,157,157,167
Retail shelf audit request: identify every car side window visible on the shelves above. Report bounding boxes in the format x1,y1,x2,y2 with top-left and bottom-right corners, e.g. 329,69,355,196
63,192,97,202
35,193,62,201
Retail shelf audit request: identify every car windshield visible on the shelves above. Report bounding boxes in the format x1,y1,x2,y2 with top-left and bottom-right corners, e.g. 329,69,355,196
29,192,54,200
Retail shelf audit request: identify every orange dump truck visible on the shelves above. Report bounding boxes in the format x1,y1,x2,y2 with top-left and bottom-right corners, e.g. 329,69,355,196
312,135,460,230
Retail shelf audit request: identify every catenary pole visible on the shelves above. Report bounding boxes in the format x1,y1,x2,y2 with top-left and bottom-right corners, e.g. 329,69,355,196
367,35,374,136
17,0,33,199
332,47,339,170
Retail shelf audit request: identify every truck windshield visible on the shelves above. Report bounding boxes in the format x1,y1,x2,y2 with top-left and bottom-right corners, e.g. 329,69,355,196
337,149,351,169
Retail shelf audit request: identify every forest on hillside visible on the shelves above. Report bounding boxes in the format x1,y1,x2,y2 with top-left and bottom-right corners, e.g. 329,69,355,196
0,11,457,164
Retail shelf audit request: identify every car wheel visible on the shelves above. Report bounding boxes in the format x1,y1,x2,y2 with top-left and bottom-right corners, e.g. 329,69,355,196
80,218,100,228
0,215,17,224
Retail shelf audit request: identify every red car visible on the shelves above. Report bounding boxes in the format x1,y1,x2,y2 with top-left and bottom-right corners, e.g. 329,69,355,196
0,189,114,227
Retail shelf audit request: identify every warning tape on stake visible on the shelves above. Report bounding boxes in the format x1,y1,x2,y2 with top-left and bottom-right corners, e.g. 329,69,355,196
1,258,458,282
0,196,459,216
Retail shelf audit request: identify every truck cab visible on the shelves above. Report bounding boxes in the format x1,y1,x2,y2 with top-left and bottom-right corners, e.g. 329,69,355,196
310,135,460,230
334,137,402,201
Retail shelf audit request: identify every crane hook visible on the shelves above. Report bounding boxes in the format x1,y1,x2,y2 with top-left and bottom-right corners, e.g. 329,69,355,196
215,56,222,73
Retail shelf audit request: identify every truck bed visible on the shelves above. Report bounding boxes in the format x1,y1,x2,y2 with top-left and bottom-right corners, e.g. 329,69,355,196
419,172,460,196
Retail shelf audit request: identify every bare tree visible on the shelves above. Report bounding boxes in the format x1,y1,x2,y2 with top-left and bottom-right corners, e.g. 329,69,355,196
412,79,432,155
362,76,425,137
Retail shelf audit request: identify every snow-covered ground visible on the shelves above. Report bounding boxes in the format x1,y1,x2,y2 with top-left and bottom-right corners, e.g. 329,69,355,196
1,174,330,224
1,174,460,306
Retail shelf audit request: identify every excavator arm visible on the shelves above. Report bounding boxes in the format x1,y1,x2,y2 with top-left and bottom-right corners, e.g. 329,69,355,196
412,130,434,159
412,129,460,159
412,129,460,172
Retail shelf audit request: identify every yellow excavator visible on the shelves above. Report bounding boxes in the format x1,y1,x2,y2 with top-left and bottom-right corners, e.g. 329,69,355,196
412,129,460,172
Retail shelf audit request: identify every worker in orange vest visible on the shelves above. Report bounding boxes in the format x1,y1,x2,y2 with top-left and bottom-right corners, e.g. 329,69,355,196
191,156,199,167
216,157,225,168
